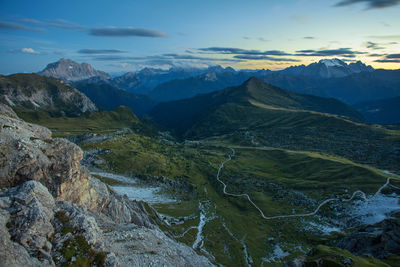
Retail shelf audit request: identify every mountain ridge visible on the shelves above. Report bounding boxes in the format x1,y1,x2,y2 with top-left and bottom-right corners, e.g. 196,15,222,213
149,77,365,135
280,58,374,78
73,80,156,115
0,73,98,117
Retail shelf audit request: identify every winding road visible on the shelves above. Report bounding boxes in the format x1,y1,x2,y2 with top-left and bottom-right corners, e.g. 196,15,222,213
216,147,400,220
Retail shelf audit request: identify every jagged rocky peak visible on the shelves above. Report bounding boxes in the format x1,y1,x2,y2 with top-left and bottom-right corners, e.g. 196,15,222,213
319,58,373,73
39,58,111,82
120,71,136,78
348,60,374,73
138,67,164,76
281,58,374,78
206,65,235,73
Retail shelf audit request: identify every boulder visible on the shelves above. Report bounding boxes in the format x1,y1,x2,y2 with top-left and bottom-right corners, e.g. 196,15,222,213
338,215,400,259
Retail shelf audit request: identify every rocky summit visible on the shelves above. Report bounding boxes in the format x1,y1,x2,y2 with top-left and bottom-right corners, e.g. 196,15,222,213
0,103,213,267
39,58,111,82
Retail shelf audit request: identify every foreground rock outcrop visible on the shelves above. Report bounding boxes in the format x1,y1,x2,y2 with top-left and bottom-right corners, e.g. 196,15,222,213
0,103,213,266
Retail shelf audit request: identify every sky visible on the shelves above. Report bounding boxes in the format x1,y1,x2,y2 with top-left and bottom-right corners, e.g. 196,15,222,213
0,0,399,74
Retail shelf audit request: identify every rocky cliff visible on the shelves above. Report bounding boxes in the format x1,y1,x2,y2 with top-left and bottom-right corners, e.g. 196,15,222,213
39,58,111,82
0,103,213,266
0,73,97,116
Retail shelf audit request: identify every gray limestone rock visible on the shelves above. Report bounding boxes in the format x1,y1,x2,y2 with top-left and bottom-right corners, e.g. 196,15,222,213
0,105,215,266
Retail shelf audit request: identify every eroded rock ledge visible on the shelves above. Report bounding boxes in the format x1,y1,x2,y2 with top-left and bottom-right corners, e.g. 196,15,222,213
0,104,213,266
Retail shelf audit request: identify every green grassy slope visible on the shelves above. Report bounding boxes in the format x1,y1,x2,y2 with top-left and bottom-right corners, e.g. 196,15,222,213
81,132,394,266
149,77,400,173
149,77,364,134
15,106,154,137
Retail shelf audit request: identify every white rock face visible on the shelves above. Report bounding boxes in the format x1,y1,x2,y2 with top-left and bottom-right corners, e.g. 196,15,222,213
39,58,111,81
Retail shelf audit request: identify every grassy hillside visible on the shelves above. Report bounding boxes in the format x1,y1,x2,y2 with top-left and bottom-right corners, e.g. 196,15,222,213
149,78,400,173
15,106,155,137
353,96,400,124
150,77,364,134
81,132,393,266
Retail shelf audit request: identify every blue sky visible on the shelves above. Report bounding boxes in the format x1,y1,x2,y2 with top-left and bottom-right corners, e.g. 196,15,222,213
1,0,399,74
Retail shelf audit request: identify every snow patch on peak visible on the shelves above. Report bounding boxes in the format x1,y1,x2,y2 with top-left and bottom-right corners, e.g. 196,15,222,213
320,58,346,68
204,72,217,81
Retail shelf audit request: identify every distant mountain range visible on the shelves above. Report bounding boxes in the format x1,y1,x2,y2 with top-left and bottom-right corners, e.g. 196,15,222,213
259,69,400,104
148,70,252,102
279,59,374,78
108,72,149,94
36,58,400,123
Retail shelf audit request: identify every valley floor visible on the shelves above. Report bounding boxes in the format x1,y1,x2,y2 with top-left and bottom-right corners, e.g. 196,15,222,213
77,132,400,266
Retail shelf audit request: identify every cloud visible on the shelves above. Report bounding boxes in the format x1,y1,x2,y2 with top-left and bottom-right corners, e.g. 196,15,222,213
233,55,300,62
89,27,166,37
295,48,365,57
296,49,315,53
290,14,310,23
90,56,143,61
303,36,315,39
54,51,66,56
334,0,400,9
0,21,42,32
386,53,400,58
20,18,85,30
198,46,367,61
199,47,251,54
369,53,387,56
375,59,400,63
365,41,385,49
368,35,400,40
162,53,243,62
198,47,291,56
93,53,246,70
374,53,400,62
91,53,243,63
380,21,391,27
78,49,126,54
9,48,40,54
